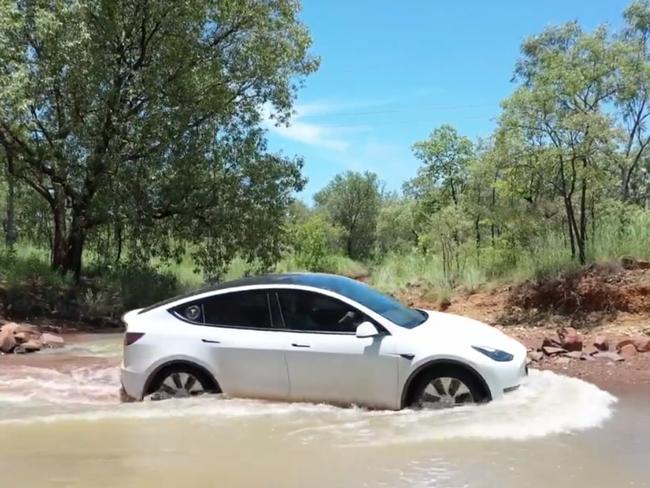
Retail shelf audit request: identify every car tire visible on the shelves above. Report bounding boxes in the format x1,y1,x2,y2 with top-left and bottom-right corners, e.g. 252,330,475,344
409,366,486,409
146,365,219,401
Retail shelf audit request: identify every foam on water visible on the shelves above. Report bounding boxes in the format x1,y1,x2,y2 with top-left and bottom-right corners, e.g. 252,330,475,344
0,367,616,444
0,365,120,405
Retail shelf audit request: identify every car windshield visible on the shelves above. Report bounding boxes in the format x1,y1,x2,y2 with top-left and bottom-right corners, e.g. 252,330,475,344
323,277,428,329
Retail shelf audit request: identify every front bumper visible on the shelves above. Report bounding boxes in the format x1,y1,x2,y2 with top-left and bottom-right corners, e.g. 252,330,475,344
482,355,528,400
503,358,528,393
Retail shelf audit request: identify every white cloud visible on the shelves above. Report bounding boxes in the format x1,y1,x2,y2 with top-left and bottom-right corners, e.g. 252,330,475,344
262,101,368,152
269,119,351,151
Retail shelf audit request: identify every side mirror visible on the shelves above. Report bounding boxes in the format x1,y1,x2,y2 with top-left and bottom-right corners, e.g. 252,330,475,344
356,321,380,338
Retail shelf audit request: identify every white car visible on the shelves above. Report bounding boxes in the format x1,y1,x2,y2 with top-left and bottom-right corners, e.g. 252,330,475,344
120,273,528,409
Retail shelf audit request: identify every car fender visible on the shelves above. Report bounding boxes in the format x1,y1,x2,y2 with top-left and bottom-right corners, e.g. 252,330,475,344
142,353,222,394
399,354,492,408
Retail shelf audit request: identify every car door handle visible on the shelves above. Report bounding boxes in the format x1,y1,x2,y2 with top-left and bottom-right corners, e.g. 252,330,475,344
202,339,221,344
291,343,311,348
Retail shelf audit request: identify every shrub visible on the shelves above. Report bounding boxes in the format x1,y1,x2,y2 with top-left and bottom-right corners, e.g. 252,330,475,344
99,262,181,311
291,213,343,271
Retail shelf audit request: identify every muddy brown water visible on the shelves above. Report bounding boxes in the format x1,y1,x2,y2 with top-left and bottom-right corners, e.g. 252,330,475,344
0,334,648,488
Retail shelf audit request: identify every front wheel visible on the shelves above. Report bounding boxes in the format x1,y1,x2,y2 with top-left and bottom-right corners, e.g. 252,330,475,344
410,367,486,409
147,366,217,401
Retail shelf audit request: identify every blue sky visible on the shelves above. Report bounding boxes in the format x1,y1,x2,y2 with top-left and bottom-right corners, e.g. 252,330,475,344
264,0,631,202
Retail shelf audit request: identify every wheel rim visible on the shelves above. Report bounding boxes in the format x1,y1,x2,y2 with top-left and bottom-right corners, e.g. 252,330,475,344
154,372,206,399
417,377,475,409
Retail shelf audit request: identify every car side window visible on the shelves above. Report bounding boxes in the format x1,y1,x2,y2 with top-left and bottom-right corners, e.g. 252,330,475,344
276,290,365,334
202,290,272,328
173,290,272,329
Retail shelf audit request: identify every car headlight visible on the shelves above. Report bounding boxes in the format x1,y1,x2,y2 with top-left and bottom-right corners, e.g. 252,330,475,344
472,345,513,362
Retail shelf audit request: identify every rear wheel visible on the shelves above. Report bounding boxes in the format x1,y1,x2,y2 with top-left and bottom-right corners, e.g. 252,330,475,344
410,366,485,409
146,365,218,401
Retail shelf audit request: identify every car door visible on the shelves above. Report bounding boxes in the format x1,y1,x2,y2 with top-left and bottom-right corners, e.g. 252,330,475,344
174,289,290,400
275,289,399,409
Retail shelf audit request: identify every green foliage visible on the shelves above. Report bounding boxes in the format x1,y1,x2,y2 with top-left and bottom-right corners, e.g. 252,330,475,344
290,213,343,271
275,253,367,278
375,198,418,255
418,205,473,286
101,263,181,312
0,246,182,321
409,124,474,207
314,171,382,260
0,247,71,290
0,0,317,278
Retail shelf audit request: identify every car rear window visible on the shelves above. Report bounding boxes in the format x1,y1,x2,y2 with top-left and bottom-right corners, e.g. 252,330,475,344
172,290,272,329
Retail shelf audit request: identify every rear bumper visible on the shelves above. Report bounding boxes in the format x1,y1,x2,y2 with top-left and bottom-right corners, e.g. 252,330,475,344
119,385,137,402
120,364,146,401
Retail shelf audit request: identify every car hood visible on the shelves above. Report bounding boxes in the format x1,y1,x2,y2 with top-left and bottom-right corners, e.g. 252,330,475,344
408,310,526,356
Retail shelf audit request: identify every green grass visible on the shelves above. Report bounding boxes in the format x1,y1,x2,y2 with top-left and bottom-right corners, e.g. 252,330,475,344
274,254,368,278
591,209,650,261
369,209,650,299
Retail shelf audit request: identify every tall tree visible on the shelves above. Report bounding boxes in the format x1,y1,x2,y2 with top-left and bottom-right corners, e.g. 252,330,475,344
616,0,650,204
500,23,618,264
410,124,474,207
314,171,381,260
0,0,317,279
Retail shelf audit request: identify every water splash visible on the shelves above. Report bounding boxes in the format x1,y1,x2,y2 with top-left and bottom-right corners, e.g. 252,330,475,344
0,367,616,444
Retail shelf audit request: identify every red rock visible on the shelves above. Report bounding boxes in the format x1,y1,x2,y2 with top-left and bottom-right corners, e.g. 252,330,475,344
594,351,624,362
0,323,43,353
14,339,42,354
593,335,609,351
542,346,567,356
633,337,650,353
10,323,39,335
542,336,561,348
0,323,22,353
41,333,64,349
620,343,637,359
558,327,583,352
616,339,635,351
0,328,16,353
13,331,29,344
0,322,20,334
566,351,584,360
41,325,63,334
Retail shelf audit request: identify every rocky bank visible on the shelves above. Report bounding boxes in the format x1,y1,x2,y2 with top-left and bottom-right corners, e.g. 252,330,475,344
0,322,65,354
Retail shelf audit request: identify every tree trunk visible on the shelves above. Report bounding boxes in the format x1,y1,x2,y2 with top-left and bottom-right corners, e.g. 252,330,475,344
51,198,68,271
474,214,481,262
64,225,85,281
51,203,87,281
4,165,17,248
564,198,577,260
115,223,123,263
577,176,588,265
